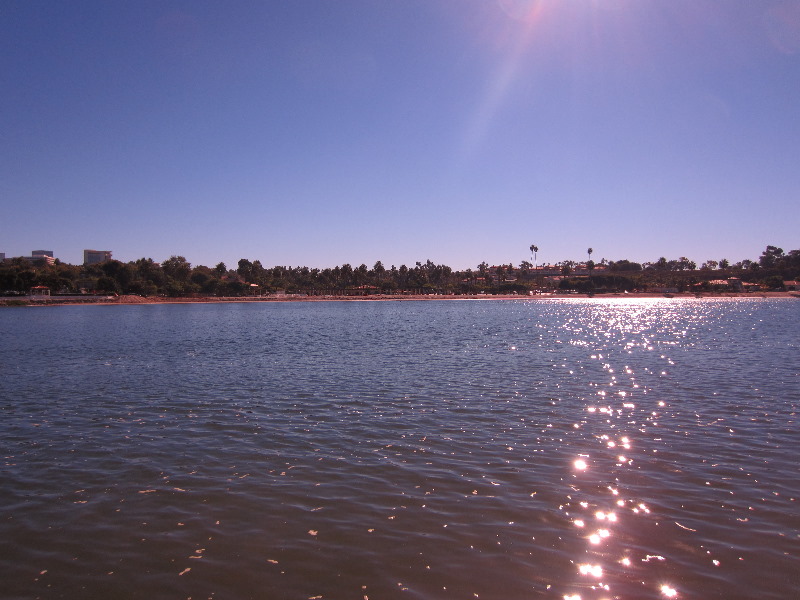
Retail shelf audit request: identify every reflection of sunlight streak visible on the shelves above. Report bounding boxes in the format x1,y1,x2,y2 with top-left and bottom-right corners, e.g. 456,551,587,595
588,529,610,544
764,3,800,54
497,0,545,23
596,511,617,522
578,563,603,577
459,40,524,159
660,584,678,597
458,2,545,163
587,529,611,544
553,301,713,600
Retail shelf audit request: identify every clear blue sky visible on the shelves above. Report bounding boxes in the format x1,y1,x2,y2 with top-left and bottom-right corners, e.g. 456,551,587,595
2,0,798,270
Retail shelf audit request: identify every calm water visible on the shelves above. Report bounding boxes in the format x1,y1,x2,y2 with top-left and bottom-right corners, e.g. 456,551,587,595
1,298,798,600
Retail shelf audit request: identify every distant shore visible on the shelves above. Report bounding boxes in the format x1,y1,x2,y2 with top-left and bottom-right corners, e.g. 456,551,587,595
4,291,799,307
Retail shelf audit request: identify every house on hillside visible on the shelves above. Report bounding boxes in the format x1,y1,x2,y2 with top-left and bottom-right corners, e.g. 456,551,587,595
29,286,50,298
727,277,743,292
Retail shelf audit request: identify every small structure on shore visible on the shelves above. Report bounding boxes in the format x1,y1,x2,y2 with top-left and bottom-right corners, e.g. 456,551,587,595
727,277,743,292
29,286,50,298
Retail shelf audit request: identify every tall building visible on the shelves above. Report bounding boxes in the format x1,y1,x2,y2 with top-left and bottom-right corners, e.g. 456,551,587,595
30,250,56,265
5,250,57,265
84,249,112,265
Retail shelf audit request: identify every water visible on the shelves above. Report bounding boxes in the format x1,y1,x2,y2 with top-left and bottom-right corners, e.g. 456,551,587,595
1,298,798,599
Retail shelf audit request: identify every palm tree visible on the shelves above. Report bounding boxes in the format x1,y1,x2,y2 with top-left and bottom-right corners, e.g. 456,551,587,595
530,244,539,269
587,247,593,262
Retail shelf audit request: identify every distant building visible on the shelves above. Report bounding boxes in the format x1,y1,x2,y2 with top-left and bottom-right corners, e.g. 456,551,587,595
84,249,112,265
697,277,744,293
30,250,56,265
727,277,743,292
4,250,56,265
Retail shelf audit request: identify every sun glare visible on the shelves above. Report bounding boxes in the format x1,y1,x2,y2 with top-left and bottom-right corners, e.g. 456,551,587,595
496,0,546,24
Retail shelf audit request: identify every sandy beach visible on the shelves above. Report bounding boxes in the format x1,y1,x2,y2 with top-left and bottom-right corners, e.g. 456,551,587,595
5,291,798,307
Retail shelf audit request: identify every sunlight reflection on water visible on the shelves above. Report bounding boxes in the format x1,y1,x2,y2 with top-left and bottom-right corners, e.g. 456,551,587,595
0,298,798,599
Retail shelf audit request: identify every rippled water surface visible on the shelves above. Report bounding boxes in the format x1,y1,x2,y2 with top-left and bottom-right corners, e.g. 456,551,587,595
1,298,799,599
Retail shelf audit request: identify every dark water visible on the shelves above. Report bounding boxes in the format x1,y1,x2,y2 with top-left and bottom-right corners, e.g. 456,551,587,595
1,298,798,600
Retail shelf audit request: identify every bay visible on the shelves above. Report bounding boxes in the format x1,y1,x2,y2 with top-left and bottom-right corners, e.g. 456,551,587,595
1,298,798,599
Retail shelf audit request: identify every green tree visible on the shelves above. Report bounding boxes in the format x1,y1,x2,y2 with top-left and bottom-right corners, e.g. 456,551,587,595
162,256,192,282
133,258,165,289
251,260,266,284
759,245,784,269
237,259,253,281
340,264,353,287
96,276,120,294
677,257,696,271
101,260,135,292
609,259,642,272
355,263,369,285
397,264,409,289
762,275,785,290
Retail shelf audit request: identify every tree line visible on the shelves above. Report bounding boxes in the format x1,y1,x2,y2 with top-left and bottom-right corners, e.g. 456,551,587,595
1,246,798,297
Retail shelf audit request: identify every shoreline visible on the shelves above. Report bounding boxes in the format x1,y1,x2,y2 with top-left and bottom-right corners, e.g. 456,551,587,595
4,291,799,307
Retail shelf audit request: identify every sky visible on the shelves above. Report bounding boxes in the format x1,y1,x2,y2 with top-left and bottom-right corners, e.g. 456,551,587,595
2,0,799,270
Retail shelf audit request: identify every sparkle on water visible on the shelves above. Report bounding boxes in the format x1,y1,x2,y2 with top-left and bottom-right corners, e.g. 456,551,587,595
0,297,798,599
